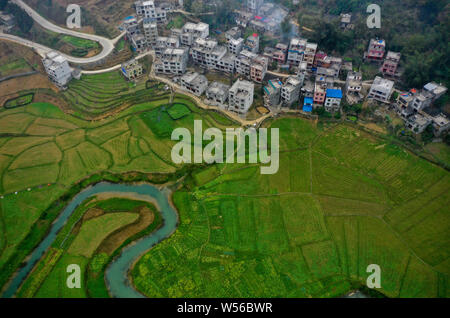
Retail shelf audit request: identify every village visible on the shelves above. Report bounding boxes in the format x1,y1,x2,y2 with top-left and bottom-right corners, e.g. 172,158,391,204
34,0,449,138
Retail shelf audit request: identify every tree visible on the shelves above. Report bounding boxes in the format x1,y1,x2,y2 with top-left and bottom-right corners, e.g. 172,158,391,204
191,0,204,15
5,3,33,33
281,17,291,39
0,0,8,11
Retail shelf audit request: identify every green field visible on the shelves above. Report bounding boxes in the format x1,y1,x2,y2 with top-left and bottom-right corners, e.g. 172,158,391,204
62,72,171,117
131,119,450,298
0,78,448,298
0,58,31,77
0,87,239,291
60,36,99,49
16,196,161,298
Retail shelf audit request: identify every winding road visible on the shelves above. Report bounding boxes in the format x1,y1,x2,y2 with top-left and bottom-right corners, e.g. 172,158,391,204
0,0,124,64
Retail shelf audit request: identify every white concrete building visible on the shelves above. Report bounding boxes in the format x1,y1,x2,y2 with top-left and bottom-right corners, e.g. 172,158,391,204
264,78,282,108
287,38,306,66
154,36,180,56
304,43,318,69
154,48,188,75
432,114,450,136
216,53,236,74
42,51,73,87
247,0,264,14
244,34,260,54
206,82,230,105
135,0,167,23
228,38,244,55
180,72,208,96
367,76,394,103
131,33,147,53
191,38,227,70
180,22,209,46
228,80,254,114
324,88,343,113
143,18,158,46
121,59,144,80
281,76,302,107
407,114,432,134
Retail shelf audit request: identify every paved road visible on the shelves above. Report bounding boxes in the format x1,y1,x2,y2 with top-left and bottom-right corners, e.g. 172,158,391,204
1,0,124,64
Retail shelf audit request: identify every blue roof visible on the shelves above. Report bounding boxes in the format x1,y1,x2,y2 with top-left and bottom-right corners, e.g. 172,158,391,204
303,105,313,112
304,97,313,105
326,89,342,99
125,16,134,20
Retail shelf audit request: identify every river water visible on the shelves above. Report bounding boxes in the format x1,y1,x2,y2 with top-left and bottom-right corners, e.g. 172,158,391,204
1,182,178,298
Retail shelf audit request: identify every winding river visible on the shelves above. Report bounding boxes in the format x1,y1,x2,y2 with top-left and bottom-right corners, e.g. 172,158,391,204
1,182,179,298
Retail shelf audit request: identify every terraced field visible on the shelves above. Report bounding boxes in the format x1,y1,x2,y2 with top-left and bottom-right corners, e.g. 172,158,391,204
62,73,170,118
0,91,448,298
0,93,237,292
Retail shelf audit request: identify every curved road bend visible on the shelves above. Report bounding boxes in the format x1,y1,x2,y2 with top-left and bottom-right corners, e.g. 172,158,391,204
0,0,125,64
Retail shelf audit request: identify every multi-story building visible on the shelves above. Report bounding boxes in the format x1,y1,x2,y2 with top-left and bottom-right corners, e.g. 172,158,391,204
297,61,308,87
216,53,236,74
281,76,302,107
123,16,140,39
130,33,147,53
42,51,73,87
228,38,244,55
250,55,268,83
142,18,158,46
235,50,255,78
180,72,208,96
180,22,209,46
395,89,417,119
406,114,432,134
121,59,144,80
154,48,188,75
272,43,288,64
244,34,260,54
367,76,394,103
206,82,230,105
344,71,362,95
324,88,343,113
135,0,167,23
423,82,448,101
313,83,326,105
432,114,450,136
225,27,241,42
381,51,401,77
154,36,180,56
247,0,264,14
228,80,254,114
264,78,283,108
191,38,227,70
304,42,318,69
287,38,306,66
366,39,386,61
411,91,434,112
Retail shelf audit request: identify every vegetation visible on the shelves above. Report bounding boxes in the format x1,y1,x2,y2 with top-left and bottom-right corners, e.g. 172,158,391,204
3,93,34,109
17,196,161,298
290,0,450,93
4,1,34,33
131,118,449,298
